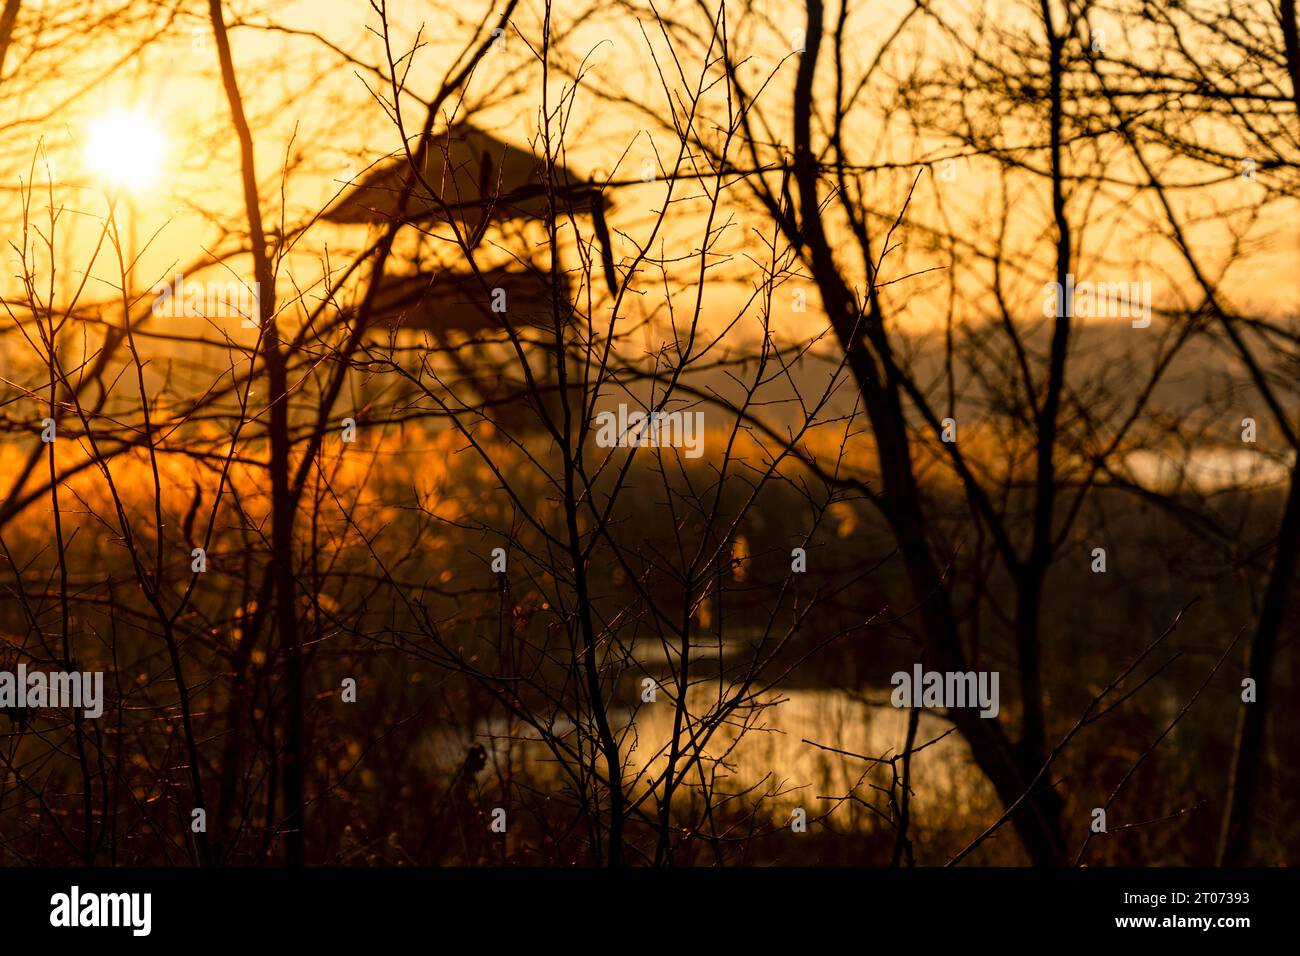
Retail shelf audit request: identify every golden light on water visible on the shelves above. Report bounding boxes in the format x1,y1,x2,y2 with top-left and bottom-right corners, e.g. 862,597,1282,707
0,0,1293,887
82,108,166,192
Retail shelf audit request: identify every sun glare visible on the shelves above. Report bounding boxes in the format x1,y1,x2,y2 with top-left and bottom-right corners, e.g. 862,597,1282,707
83,108,167,193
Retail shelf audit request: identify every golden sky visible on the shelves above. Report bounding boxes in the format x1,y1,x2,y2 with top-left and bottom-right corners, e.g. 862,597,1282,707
1,0,1295,352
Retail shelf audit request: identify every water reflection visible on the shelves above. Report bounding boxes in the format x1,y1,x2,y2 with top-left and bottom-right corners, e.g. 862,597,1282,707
422,686,1000,838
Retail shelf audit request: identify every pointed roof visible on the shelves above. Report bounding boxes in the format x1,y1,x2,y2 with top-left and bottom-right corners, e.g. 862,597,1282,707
324,123,605,228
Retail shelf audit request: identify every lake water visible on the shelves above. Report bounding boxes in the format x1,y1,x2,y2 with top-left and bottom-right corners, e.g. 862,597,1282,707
420,683,1000,837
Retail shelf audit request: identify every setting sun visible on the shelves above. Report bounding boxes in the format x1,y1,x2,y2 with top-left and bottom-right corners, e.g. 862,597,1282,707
0,0,1293,929
83,107,166,192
